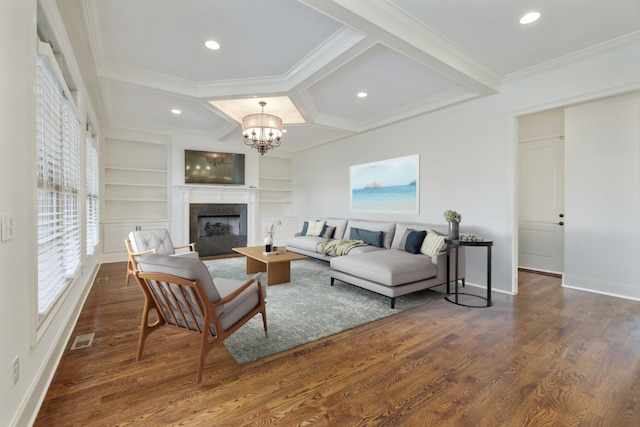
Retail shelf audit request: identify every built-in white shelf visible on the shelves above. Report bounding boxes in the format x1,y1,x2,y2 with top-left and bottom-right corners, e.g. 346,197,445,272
102,137,171,254
258,156,296,235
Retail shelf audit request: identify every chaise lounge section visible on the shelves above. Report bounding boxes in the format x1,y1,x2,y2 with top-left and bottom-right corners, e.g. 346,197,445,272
286,219,465,307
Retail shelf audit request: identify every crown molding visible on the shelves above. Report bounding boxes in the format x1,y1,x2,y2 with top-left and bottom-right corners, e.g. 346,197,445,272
357,87,480,131
506,32,640,83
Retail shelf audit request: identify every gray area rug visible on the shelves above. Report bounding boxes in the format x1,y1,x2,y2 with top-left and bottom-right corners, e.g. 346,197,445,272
204,257,445,364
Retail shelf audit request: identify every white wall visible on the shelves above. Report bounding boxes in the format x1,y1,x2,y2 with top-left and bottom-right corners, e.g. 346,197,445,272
1,1,102,425
295,96,509,290
0,1,34,424
518,108,565,142
564,94,640,298
293,36,640,295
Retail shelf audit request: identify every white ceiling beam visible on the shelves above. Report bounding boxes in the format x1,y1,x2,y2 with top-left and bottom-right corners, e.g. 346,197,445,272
301,0,503,94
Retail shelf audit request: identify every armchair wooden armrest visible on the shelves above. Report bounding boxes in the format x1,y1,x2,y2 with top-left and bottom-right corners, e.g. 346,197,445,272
125,239,155,286
174,242,197,252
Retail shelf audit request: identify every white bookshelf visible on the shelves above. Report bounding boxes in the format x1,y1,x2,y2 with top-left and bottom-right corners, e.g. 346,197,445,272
258,156,297,244
102,137,170,253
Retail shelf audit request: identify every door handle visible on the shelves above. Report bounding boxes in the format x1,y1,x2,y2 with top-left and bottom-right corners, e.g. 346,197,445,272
554,222,564,226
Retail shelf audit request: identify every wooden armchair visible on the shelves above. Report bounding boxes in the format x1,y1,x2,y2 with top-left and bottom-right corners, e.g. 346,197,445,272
125,229,198,286
133,254,267,383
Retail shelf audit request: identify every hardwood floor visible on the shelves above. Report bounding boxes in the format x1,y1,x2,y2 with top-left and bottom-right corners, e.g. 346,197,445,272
35,262,640,426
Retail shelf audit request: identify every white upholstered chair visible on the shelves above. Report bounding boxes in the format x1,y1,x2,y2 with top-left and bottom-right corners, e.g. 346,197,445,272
125,229,198,286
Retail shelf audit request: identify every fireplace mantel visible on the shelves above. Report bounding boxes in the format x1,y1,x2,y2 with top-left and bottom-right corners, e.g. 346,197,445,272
173,185,259,247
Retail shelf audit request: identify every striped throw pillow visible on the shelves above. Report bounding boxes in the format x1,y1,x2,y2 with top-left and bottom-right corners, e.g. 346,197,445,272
306,220,326,236
420,230,446,256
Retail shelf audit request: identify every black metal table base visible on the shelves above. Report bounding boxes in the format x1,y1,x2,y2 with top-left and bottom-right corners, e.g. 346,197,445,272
446,238,493,308
445,292,493,308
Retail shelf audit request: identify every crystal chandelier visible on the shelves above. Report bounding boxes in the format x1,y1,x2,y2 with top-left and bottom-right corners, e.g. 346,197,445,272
242,101,283,155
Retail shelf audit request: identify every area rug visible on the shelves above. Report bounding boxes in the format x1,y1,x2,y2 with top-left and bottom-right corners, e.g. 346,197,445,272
204,257,446,364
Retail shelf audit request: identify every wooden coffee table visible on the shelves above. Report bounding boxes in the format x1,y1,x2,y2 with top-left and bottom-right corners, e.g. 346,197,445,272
232,246,308,285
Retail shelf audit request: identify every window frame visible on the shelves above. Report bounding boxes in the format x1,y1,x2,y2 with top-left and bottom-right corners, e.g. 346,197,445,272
86,131,99,257
34,40,83,336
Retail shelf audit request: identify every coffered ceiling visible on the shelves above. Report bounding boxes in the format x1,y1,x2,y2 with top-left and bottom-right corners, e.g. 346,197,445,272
52,0,640,152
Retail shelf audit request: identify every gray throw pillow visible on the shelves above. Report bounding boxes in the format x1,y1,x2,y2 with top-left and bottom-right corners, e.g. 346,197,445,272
321,225,336,239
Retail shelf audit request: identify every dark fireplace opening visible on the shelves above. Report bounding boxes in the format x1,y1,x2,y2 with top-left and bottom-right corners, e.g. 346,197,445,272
190,204,247,257
198,215,240,238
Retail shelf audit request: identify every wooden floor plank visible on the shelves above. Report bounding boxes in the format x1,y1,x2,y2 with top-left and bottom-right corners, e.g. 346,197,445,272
33,264,640,426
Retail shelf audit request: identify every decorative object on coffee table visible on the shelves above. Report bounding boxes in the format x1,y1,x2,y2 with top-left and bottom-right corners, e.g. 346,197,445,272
264,222,277,253
444,209,461,240
264,234,273,253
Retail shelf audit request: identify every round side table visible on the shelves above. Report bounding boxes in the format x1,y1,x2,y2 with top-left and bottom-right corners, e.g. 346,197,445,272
445,238,493,307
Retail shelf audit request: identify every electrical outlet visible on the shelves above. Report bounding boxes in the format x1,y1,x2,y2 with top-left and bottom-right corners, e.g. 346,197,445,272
12,356,19,385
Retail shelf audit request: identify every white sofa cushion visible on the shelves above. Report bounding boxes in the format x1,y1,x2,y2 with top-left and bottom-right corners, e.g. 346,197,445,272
330,249,437,286
286,235,327,252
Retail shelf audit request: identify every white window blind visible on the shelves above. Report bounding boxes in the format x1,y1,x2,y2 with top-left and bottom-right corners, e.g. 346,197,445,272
36,52,82,320
86,134,99,256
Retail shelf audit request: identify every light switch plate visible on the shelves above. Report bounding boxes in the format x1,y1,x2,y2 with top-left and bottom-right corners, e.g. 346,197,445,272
1,213,14,242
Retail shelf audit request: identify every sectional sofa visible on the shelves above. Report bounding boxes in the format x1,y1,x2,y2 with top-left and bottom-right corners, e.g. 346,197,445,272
285,218,465,308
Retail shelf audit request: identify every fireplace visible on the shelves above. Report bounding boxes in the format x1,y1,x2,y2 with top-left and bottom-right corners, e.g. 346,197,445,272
190,204,247,257
174,185,258,253
198,216,239,237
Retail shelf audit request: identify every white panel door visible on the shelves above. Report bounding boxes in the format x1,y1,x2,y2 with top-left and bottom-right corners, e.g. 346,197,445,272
518,137,565,273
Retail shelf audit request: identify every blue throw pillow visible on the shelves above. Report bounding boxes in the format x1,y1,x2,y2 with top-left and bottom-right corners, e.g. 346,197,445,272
405,230,427,254
350,227,384,248
301,221,309,236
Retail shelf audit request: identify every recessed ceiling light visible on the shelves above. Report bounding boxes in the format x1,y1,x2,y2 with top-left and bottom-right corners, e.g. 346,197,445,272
171,109,182,115
357,92,368,98
519,12,540,24
205,40,220,50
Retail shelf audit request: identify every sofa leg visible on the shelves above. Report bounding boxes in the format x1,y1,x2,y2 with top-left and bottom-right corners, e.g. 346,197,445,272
330,277,334,286
462,278,465,287
390,297,395,309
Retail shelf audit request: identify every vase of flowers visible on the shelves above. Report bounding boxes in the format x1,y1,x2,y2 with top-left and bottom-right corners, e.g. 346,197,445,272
264,222,277,253
264,234,273,253
444,210,461,240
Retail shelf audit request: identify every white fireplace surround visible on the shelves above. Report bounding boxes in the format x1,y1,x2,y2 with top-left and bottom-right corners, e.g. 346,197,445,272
173,185,259,248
